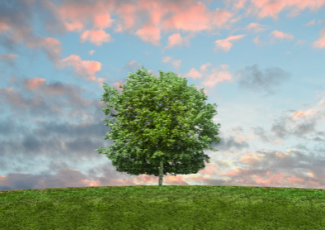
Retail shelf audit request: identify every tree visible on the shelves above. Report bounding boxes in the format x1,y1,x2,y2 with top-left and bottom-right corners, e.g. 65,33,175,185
95,65,221,186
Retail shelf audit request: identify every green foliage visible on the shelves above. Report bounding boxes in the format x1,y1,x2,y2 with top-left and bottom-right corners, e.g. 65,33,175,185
1,185,325,229
95,65,221,185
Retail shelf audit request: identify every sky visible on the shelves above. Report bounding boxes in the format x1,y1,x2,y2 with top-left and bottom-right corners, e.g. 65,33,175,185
0,0,325,192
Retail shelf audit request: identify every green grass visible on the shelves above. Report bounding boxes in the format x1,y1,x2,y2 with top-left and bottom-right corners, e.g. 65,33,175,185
1,185,325,229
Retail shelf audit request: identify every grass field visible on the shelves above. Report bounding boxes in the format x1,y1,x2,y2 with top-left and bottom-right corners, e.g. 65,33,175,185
1,185,325,229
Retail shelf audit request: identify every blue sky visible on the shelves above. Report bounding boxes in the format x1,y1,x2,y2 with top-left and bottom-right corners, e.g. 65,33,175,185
1,0,325,191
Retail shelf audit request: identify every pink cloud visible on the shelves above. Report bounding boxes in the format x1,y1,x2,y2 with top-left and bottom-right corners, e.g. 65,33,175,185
183,64,233,92
0,21,10,33
236,135,255,143
200,63,211,72
312,27,325,49
2,0,325,75
246,0,325,20
57,0,116,32
160,56,182,70
269,30,295,41
295,40,306,46
201,64,233,88
39,37,63,65
238,151,264,164
164,33,191,49
171,59,182,69
55,0,236,47
162,56,172,63
135,25,161,46
209,8,235,29
253,35,265,46
80,29,114,46
246,22,268,33
0,15,64,65
0,53,18,60
41,0,325,53
160,2,216,32
113,2,141,33
93,13,116,29
78,11,116,46
232,0,249,10
24,78,46,90
58,54,102,80
214,34,246,52
186,68,203,79
304,19,316,26
56,1,118,46
290,109,321,121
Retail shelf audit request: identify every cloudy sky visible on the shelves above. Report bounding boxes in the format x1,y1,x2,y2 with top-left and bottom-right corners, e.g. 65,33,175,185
1,0,325,192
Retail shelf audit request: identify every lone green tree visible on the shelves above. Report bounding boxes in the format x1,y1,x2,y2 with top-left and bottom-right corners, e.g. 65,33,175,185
95,65,221,186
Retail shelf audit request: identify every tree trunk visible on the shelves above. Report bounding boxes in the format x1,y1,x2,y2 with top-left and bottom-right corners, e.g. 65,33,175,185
158,157,163,186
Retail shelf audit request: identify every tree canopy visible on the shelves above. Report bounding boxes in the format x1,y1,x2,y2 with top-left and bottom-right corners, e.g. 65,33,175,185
95,65,221,186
